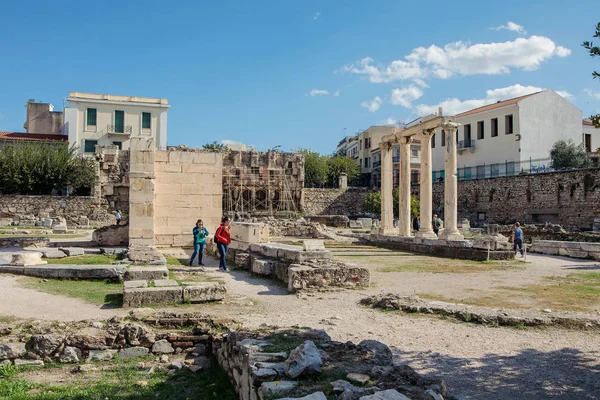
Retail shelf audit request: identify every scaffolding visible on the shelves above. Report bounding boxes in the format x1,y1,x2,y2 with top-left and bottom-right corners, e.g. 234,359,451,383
222,167,300,216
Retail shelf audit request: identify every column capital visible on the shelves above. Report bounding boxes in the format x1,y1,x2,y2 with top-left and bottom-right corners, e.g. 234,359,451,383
399,136,414,145
442,122,460,132
419,128,436,138
379,142,393,151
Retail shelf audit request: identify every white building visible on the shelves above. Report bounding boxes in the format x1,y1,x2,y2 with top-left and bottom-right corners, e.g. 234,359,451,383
63,92,170,154
583,118,600,153
430,90,583,179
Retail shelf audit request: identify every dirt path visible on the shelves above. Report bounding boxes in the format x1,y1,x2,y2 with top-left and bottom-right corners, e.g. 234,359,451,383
0,275,125,321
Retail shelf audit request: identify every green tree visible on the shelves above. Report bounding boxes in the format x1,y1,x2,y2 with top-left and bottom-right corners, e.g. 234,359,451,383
550,140,590,169
202,141,228,151
0,141,96,195
326,155,360,186
297,149,329,187
583,22,600,127
363,189,420,218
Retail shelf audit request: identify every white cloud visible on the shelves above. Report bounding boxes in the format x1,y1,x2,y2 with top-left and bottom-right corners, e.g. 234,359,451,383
361,96,383,112
334,90,340,97
413,84,544,116
313,12,320,20
308,89,329,96
556,90,574,99
491,21,527,35
585,89,600,100
380,117,402,126
413,78,429,88
342,36,571,83
390,85,424,108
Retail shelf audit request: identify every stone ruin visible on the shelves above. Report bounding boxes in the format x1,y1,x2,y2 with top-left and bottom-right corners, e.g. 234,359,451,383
0,312,451,400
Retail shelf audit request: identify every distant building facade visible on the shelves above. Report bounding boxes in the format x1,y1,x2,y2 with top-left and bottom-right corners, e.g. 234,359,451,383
23,100,63,135
0,131,67,148
63,92,170,155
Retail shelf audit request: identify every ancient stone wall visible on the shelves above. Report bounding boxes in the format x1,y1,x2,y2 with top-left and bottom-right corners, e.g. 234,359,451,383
302,188,374,216
0,195,112,227
427,169,600,230
153,149,223,247
95,145,130,213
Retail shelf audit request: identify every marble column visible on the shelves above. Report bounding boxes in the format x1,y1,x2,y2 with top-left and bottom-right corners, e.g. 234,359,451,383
416,129,437,239
438,123,464,240
379,142,396,235
398,136,413,236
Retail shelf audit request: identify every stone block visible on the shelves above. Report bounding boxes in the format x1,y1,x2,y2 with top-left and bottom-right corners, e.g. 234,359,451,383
0,343,26,360
154,279,179,287
14,359,44,367
41,249,67,259
278,392,327,400
580,243,600,252
119,346,150,359
230,240,251,251
234,252,251,269
349,221,362,229
302,240,325,251
124,280,148,289
123,286,183,307
10,252,46,266
358,389,410,400
87,349,118,362
287,264,370,292
357,218,373,228
260,381,298,399
252,259,274,275
53,225,68,234
230,222,268,244
565,249,590,259
43,218,53,228
124,266,169,281
59,247,85,256
183,283,226,303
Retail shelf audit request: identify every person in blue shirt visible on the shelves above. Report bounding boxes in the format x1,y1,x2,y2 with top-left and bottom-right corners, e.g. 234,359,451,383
189,219,209,266
512,222,525,257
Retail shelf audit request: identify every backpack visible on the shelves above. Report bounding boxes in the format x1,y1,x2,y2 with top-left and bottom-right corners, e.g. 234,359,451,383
214,226,222,244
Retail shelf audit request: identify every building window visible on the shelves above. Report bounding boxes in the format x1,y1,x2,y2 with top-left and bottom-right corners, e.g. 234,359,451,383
585,134,592,152
411,170,419,184
505,115,514,134
360,140,363,150
432,134,436,148
477,121,484,140
84,139,98,153
441,130,446,147
365,138,370,149
112,141,122,150
476,165,485,179
364,158,369,168
464,124,472,142
86,108,97,130
506,161,515,176
411,149,418,158
114,110,125,133
142,112,151,134
359,158,362,168
491,118,498,137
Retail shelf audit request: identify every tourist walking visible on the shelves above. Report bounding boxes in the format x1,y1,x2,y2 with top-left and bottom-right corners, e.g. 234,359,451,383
432,214,442,236
214,216,231,271
412,215,420,233
115,210,122,226
189,219,209,266
512,222,525,257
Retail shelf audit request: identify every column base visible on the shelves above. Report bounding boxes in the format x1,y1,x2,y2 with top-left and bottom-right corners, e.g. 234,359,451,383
438,230,465,241
378,228,399,236
415,230,437,239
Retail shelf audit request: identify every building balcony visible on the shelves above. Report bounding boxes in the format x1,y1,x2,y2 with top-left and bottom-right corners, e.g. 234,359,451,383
372,161,381,169
107,125,132,135
457,139,475,152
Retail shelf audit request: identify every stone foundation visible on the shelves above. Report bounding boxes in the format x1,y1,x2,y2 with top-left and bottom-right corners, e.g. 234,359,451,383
92,224,129,246
0,237,50,248
369,234,513,261
122,280,226,307
530,240,600,260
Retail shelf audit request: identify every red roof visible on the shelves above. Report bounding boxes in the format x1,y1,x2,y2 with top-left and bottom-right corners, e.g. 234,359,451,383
456,92,541,118
0,132,68,142
583,119,594,126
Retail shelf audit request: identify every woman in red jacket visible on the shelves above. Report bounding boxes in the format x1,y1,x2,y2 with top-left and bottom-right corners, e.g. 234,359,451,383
214,216,231,271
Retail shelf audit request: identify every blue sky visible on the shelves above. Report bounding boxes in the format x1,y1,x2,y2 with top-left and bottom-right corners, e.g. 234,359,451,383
0,0,599,154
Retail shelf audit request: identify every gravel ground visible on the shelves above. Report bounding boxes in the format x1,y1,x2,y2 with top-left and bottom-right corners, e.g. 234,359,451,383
0,246,599,399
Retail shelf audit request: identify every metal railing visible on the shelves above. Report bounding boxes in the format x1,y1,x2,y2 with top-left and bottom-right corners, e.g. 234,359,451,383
457,139,476,150
106,125,132,134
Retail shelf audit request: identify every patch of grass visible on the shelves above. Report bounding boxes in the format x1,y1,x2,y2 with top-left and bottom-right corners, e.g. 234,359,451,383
376,259,525,274
0,315,15,323
164,256,188,267
19,277,123,307
49,254,118,265
1,357,236,400
419,272,600,312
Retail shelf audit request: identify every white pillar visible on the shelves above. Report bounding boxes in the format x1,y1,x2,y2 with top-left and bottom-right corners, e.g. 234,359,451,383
379,142,396,235
416,129,437,238
439,123,464,240
398,136,413,236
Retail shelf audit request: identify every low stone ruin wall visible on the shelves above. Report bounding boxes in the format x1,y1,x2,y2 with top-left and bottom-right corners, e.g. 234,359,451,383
302,187,373,216
304,215,349,228
496,223,600,243
0,195,114,228
215,326,449,400
369,234,514,261
218,241,371,291
123,280,226,307
0,237,49,248
529,240,600,260
92,224,129,246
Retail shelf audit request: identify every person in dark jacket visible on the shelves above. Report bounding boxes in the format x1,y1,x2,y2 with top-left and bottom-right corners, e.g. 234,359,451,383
214,216,231,271
189,219,209,266
412,216,420,233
